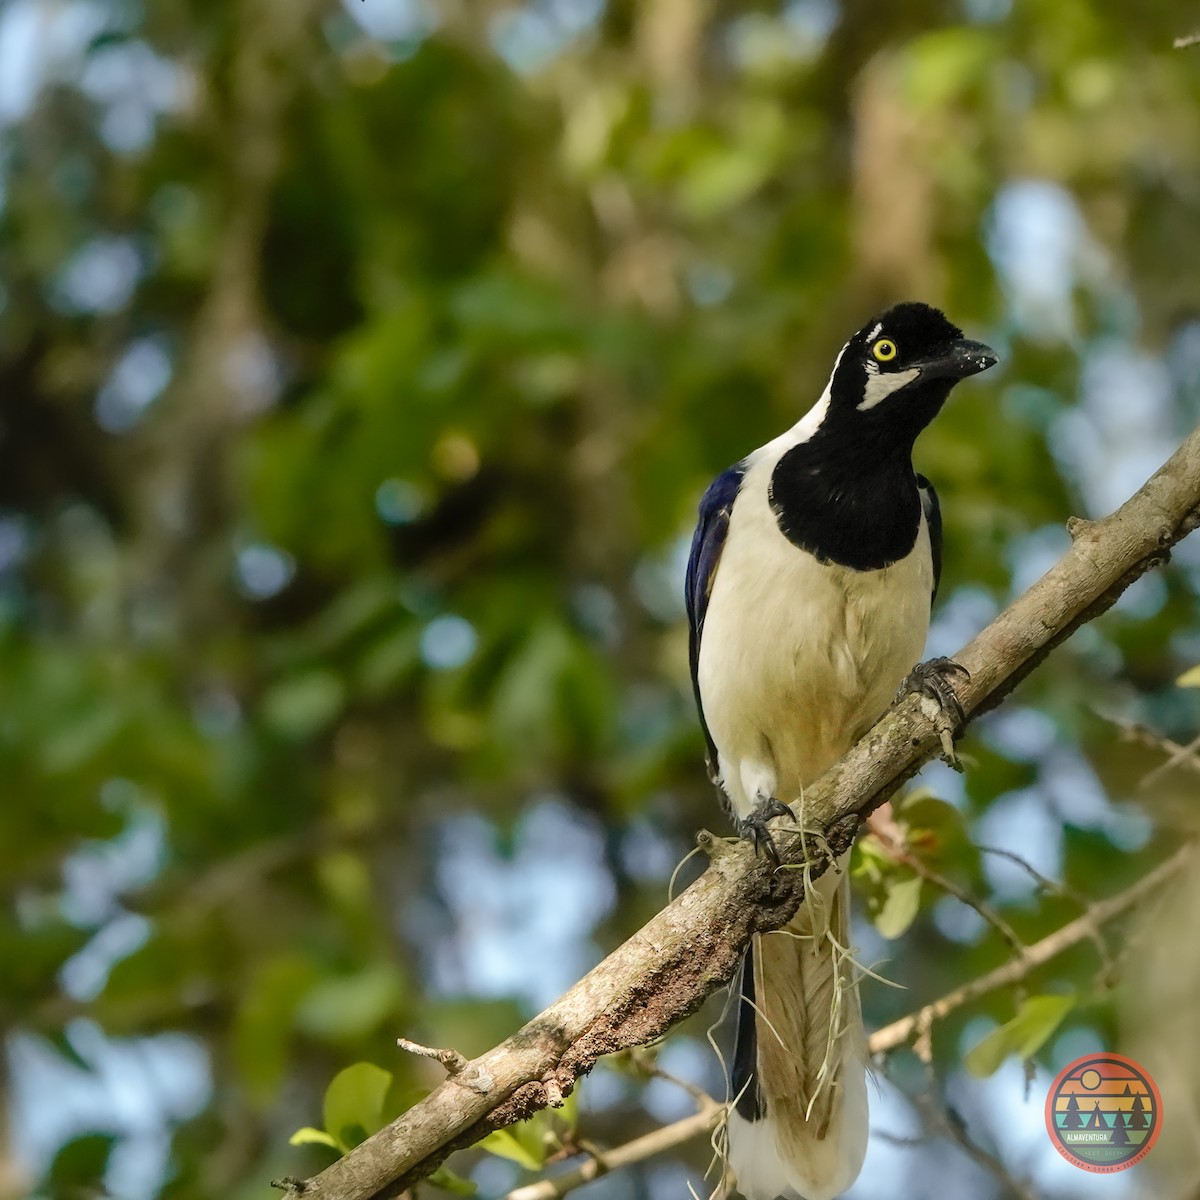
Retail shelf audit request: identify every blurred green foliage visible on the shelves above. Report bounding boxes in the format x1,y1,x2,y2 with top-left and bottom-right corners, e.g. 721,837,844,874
2,1,1200,1198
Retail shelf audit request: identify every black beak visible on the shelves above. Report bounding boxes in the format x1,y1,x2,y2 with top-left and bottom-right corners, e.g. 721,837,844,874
915,338,999,382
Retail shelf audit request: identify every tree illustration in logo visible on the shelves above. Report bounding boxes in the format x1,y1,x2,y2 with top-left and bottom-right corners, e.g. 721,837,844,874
1062,1095,1082,1130
1111,1111,1130,1148
1129,1094,1149,1131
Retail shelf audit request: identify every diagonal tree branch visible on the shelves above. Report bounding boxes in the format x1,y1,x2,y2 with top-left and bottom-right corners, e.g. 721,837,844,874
290,422,1200,1200
502,1096,725,1200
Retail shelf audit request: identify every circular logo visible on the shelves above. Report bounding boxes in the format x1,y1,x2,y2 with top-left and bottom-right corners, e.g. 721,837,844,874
1045,1053,1162,1172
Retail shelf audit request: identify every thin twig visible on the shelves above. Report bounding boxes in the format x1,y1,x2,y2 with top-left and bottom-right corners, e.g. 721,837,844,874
975,844,1112,972
1174,30,1200,48
915,1093,1036,1200
501,1099,723,1200
873,1129,930,1148
915,859,1024,956
1138,729,1200,790
646,1063,716,1109
870,842,1193,1055
397,1038,469,1076
1109,718,1200,783
975,844,1092,910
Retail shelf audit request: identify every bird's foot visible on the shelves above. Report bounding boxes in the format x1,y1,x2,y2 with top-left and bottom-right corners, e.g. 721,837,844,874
897,657,970,768
735,797,795,866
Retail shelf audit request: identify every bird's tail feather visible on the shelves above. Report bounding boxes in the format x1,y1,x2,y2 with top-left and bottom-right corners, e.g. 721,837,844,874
727,858,868,1200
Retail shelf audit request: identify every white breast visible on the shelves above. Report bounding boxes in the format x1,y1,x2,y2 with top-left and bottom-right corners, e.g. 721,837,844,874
696,443,933,818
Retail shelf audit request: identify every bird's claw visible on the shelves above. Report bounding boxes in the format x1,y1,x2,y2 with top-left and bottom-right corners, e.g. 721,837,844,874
736,797,794,866
897,657,970,767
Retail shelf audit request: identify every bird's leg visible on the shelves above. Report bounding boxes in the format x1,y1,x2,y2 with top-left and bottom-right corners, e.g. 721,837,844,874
896,656,970,766
736,796,795,866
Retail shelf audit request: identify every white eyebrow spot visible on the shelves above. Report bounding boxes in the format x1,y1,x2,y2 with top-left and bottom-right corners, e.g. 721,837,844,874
857,367,920,410
865,322,884,341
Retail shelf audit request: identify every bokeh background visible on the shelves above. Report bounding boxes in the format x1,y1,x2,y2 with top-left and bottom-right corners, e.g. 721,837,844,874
3,1,1200,1197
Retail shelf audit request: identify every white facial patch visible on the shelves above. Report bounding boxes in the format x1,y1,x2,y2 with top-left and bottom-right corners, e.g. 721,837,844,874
857,367,920,411
864,321,884,342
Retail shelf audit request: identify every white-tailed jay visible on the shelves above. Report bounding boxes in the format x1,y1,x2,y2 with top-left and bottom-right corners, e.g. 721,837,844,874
685,302,997,1199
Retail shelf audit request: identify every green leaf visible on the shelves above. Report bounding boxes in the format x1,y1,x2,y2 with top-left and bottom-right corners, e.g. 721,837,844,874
1177,664,1200,687
322,1062,395,1151
479,1126,547,1171
477,1083,579,1175
851,835,891,881
289,1127,341,1150
429,1165,478,1195
873,873,923,939
965,994,1076,1078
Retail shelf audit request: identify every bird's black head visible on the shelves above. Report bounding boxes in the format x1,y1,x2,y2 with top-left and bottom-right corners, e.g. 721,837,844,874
823,301,997,450
768,303,996,570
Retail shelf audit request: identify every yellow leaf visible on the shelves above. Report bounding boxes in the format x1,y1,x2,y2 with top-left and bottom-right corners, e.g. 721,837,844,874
874,874,922,940
965,994,1075,1078
480,1128,545,1171
289,1127,339,1150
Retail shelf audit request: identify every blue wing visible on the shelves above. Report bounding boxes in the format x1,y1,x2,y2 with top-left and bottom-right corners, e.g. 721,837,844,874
916,473,942,604
685,466,745,777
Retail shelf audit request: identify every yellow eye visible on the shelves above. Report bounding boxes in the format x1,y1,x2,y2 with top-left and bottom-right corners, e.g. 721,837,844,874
872,338,897,363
